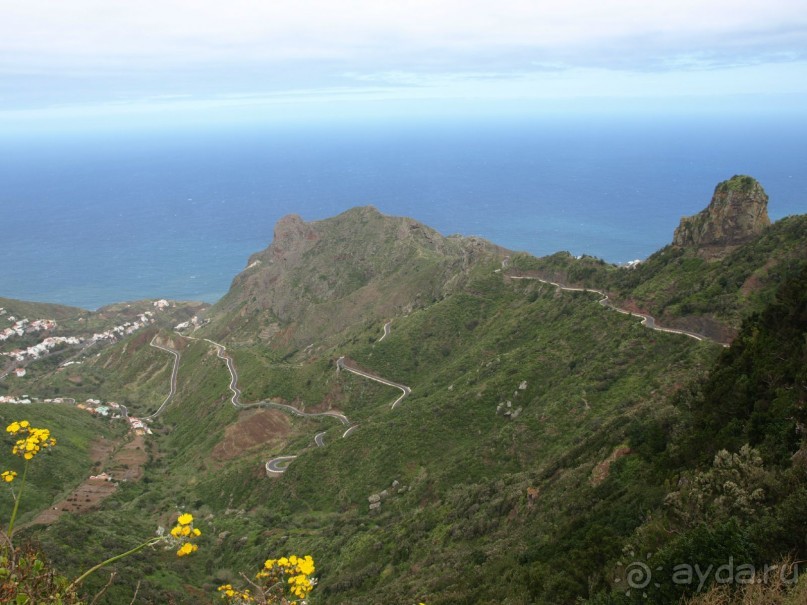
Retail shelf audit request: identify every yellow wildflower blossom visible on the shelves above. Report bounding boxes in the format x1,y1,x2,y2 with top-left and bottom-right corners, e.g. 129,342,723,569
8,422,57,460
176,542,198,557
1,470,17,482
177,512,193,525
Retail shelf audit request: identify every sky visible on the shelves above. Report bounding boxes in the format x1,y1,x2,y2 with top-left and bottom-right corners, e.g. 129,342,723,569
1,0,807,131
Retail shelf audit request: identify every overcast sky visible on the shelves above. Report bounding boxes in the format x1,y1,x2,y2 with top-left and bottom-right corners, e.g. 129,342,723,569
2,0,806,129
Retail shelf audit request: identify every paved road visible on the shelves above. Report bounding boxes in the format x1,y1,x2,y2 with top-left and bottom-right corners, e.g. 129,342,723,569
336,356,412,410
378,321,391,343
190,336,357,473
144,336,181,420
105,327,409,475
507,275,719,344
265,455,297,474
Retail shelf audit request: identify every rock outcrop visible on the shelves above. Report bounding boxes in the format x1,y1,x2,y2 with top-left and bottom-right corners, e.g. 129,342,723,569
673,175,770,257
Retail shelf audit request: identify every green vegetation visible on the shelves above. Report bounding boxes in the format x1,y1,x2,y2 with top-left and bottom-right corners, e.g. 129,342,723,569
0,406,122,525
1,204,805,604
717,174,758,193
510,214,807,339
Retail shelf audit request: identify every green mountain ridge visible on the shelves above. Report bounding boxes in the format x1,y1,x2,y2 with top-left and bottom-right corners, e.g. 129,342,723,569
2,177,806,604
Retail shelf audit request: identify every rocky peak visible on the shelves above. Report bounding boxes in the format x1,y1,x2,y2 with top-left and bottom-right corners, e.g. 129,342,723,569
264,214,319,264
672,175,770,256
214,206,509,346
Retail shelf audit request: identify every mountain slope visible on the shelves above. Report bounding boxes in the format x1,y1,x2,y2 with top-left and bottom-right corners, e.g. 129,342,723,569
207,206,509,348
6,190,806,604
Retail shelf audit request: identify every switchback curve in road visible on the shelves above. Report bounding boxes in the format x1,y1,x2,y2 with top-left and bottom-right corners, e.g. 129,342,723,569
150,319,412,474
336,356,411,410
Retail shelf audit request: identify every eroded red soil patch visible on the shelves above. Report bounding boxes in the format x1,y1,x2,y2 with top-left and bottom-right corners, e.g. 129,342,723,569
590,445,632,486
212,408,291,461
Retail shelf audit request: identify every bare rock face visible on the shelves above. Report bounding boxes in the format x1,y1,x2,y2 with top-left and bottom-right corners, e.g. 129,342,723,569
673,176,770,256
268,214,319,264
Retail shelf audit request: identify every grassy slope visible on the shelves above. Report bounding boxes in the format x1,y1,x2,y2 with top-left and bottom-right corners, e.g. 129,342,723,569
63,260,709,604
7,211,803,604
0,404,123,526
10,259,719,604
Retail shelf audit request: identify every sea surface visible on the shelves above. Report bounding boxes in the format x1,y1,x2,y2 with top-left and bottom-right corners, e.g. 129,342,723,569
1,114,805,310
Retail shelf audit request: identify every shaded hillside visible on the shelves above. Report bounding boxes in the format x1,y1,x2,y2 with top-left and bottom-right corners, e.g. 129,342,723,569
585,263,807,604
207,206,509,348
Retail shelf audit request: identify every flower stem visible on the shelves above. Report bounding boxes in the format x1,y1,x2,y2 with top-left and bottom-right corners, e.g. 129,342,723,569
7,459,29,538
68,536,164,591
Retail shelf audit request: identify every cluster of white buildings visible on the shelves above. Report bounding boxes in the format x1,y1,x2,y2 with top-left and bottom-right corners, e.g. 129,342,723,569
0,394,32,404
174,315,202,331
1,302,169,438
76,399,123,417
90,311,156,342
0,317,58,342
128,416,152,435
0,395,71,404
2,335,83,363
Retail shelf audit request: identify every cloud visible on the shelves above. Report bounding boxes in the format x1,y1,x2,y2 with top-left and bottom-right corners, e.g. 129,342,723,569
3,0,805,69
0,0,805,116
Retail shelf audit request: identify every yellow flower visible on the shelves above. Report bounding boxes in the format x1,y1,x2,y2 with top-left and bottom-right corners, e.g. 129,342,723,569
170,525,183,538
176,542,198,557
298,555,315,575
1,470,17,482
177,513,193,526
8,423,56,461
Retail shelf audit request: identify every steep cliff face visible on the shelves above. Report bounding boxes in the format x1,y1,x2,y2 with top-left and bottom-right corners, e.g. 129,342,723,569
209,206,508,346
673,175,770,257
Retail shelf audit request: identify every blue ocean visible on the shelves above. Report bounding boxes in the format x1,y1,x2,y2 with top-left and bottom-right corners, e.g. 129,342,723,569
1,114,805,310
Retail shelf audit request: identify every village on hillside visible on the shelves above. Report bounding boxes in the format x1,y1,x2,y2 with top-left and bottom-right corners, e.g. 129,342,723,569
0,300,178,435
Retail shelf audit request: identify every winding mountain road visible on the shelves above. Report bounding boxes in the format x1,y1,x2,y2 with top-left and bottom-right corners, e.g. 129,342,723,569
188,335,415,473
336,356,411,410
193,329,412,473
145,336,181,420
507,275,720,344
